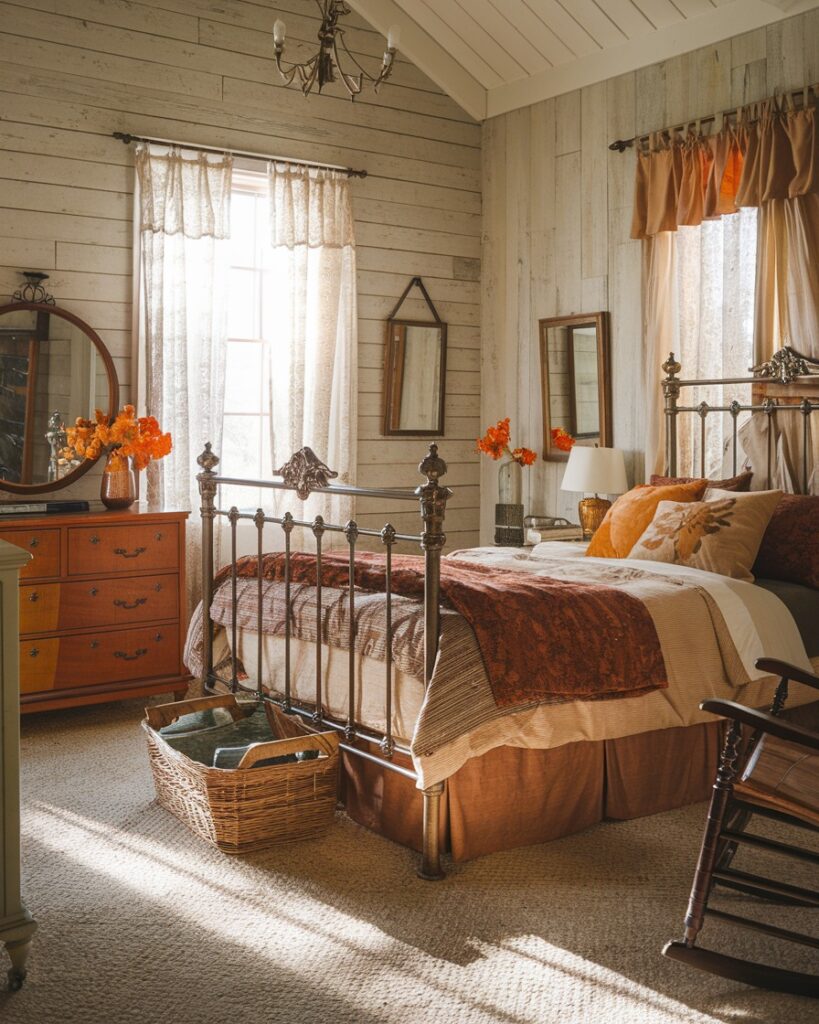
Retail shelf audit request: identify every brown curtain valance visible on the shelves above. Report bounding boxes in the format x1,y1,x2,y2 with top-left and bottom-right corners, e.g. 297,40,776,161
631,97,819,240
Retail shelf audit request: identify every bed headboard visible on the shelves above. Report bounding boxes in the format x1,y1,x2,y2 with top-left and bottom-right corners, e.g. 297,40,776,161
662,346,819,491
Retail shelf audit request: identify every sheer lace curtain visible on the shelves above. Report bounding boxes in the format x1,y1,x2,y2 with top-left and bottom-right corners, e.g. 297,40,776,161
643,210,758,478
265,163,357,540
136,144,233,599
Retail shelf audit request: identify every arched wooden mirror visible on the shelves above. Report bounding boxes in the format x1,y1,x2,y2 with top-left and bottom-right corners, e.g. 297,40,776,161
0,276,119,494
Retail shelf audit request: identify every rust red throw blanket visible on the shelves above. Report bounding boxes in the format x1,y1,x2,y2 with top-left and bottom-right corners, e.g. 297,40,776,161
215,552,668,708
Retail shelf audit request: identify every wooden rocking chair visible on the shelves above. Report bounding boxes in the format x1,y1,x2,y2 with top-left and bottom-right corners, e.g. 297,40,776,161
663,658,819,996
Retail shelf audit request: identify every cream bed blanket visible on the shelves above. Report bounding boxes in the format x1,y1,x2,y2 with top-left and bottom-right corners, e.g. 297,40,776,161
185,542,813,789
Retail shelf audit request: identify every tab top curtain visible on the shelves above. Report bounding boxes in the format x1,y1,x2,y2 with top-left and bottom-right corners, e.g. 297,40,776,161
631,99,818,239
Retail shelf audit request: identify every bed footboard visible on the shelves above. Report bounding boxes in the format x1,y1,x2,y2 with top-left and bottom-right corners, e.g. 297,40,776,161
196,443,452,879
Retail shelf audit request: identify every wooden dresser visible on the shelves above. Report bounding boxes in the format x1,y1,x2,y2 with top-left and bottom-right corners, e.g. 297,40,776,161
0,508,192,714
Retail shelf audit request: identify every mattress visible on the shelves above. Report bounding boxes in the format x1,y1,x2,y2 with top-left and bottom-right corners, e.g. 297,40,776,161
187,541,816,789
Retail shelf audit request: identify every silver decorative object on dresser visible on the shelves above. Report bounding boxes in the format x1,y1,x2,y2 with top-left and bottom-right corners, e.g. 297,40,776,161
0,539,36,990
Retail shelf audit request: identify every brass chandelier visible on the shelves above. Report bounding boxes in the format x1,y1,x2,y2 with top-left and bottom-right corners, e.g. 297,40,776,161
273,1,399,99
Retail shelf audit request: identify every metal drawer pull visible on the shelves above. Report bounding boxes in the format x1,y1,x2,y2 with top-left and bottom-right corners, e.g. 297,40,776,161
29,537,39,548
89,587,98,597
155,633,164,642
89,535,100,545
114,597,147,610
113,546,146,559
28,592,39,602
90,640,100,649
114,648,147,661
154,583,163,592
155,532,163,541
29,647,39,658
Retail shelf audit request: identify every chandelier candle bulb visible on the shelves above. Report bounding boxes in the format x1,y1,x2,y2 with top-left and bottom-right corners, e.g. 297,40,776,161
273,19,286,47
387,25,401,51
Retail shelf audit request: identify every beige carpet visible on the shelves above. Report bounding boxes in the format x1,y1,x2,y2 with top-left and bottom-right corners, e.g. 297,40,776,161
2,699,817,1023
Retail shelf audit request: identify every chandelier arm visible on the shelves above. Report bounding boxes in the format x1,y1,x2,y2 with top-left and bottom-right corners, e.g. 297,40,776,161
336,27,382,83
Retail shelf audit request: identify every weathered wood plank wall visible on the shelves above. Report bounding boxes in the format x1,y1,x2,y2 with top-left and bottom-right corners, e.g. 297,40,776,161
480,11,819,544
0,0,481,549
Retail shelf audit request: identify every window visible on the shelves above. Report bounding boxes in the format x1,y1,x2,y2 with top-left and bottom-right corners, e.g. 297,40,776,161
672,207,758,477
221,172,285,511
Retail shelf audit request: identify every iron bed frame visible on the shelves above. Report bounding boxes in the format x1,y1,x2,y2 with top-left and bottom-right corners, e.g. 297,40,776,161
662,344,819,485
196,441,451,880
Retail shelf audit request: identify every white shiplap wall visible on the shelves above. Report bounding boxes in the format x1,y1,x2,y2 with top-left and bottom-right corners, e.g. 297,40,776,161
0,0,481,549
480,10,819,544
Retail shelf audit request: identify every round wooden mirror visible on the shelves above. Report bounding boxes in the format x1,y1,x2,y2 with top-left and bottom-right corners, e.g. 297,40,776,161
0,301,119,494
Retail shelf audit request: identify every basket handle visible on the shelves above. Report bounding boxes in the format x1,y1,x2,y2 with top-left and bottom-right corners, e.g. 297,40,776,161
236,731,339,769
145,693,242,731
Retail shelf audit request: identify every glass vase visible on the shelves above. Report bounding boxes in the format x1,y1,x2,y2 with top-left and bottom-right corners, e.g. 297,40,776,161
100,451,137,510
497,459,522,504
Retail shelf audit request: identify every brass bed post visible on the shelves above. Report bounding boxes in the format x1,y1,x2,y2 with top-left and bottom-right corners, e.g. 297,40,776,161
662,353,681,476
196,444,220,693
416,444,452,881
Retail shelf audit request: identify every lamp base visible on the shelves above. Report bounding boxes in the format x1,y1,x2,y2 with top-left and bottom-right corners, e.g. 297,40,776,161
578,497,611,540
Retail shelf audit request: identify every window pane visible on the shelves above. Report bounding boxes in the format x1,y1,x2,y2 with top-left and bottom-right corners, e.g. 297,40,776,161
230,193,257,267
228,268,256,338
224,340,263,413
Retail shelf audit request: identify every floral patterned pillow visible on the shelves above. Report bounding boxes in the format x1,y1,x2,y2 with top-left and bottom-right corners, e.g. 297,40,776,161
629,489,783,581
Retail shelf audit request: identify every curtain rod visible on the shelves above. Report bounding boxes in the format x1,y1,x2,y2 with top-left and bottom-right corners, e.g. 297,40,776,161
112,131,367,178
608,83,815,153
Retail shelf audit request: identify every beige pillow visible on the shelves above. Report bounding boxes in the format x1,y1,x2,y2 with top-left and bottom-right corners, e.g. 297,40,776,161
629,489,783,581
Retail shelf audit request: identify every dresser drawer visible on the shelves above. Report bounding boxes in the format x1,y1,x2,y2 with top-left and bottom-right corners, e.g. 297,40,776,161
0,528,60,580
67,523,179,576
20,638,59,693
21,624,181,693
20,573,179,634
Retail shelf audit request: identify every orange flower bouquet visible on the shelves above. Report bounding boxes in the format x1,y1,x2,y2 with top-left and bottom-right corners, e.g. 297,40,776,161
476,417,536,467
65,406,172,509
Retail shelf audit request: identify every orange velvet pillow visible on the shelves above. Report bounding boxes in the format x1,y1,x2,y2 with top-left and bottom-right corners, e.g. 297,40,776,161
585,480,708,559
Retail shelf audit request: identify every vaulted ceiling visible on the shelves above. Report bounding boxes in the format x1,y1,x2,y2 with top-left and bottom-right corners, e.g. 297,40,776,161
348,0,819,119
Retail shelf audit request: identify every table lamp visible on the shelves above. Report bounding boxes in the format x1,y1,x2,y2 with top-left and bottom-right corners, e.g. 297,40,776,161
560,445,628,539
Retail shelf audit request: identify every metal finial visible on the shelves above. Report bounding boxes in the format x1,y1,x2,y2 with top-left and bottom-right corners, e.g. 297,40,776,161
197,442,220,473
419,443,447,484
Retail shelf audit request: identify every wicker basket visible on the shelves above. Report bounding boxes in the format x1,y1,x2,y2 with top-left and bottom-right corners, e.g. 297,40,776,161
142,694,339,854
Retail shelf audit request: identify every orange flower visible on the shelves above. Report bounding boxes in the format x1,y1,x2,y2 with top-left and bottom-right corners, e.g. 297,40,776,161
64,406,172,471
511,446,536,466
551,427,576,452
477,418,537,467
476,417,511,460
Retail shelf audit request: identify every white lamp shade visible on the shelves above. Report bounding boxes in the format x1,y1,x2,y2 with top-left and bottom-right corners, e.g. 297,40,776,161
560,446,628,495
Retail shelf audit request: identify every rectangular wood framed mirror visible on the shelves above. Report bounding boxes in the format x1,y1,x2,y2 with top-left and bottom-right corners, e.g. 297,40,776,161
539,312,612,460
382,277,447,437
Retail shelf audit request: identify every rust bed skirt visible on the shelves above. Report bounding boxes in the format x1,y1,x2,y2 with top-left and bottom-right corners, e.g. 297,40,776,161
340,722,723,862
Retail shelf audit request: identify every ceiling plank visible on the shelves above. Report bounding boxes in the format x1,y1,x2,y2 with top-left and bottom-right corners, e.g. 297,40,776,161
418,0,529,83
487,0,573,66
630,0,687,29
596,0,657,39
487,0,819,117
533,1,602,58
346,0,487,119
464,0,553,76
565,0,630,48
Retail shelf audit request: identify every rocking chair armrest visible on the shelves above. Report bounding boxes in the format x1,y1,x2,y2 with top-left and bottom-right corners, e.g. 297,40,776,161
755,658,819,692
701,699,819,753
